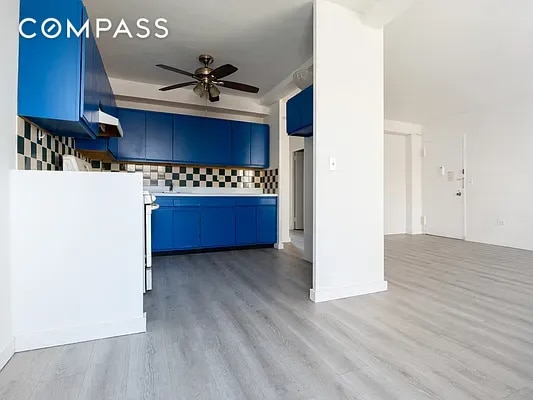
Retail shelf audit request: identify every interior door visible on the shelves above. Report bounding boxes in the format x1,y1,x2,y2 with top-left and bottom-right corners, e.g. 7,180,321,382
293,150,305,230
423,135,465,239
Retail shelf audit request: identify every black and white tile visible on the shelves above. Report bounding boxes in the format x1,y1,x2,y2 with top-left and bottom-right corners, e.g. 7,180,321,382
16,118,85,170
16,118,279,193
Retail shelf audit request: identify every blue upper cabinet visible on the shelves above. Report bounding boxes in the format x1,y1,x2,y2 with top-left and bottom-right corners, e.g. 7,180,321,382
250,123,269,168
91,106,269,168
115,109,146,161
146,111,173,161
173,114,232,166
231,121,251,166
18,0,114,139
286,85,313,137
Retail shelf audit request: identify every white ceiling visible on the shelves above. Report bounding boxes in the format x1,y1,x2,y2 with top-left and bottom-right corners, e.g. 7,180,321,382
84,0,317,98
84,0,389,99
385,0,533,124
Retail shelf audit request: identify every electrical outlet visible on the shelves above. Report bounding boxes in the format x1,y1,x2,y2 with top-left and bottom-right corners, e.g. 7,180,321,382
497,219,505,226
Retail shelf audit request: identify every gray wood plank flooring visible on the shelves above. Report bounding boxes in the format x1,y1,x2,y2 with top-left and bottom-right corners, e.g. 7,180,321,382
1,235,533,399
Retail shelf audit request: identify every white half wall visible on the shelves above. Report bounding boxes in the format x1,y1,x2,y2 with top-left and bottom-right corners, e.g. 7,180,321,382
10,171,146,351
423,104,533,251
0,0,19,370
312,0,386,302
384,134,407,234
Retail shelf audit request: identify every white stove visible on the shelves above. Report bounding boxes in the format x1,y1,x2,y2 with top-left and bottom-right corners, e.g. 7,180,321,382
143,191,159,292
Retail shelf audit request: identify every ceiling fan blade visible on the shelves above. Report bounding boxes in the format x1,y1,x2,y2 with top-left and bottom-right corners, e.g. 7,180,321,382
159,82,196,92
156,64,197,78
210,64,238,80
217,81,260,94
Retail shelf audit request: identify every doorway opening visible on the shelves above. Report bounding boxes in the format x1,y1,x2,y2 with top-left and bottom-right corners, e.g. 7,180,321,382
291,149,305,253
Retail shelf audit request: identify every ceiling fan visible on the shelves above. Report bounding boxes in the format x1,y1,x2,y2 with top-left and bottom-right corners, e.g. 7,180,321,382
156,55,260,102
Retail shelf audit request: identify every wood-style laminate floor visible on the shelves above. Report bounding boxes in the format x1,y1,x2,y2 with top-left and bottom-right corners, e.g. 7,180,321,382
1,235,533,399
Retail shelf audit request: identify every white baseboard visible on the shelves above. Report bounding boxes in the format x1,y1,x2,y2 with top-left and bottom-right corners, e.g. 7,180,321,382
309,281,388,303
0,339,15,371
274,242,285,250
15,314,146,352
407,230,423,235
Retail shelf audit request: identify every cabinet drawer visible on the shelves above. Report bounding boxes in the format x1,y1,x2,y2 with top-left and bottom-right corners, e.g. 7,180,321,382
173,198,202,207
196,197,236,207
154,197,175,207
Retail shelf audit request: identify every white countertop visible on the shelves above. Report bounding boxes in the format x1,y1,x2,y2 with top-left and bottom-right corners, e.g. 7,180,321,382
153,192,278,197
145,186,277,197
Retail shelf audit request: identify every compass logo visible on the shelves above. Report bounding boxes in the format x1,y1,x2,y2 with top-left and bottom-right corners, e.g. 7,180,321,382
19,18,169,39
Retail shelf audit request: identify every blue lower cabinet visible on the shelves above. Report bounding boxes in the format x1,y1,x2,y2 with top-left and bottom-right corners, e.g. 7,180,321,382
151,207,174,251
201,207,236,248
151,196,277,252
257,205,278,244
235,206,258,245
173,208,201,250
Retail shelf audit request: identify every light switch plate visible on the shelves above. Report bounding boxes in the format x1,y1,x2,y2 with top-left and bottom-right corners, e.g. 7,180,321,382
329,157,337,171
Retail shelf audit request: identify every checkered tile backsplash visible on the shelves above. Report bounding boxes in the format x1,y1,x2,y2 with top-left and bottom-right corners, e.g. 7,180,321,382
91,161,279,193
16,118,279,193
16,118,86,170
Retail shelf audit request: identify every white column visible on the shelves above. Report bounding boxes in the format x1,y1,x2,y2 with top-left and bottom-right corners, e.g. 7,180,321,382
0,0,19,368
406,134,423,234
311,0,386,302
303,137,314,263
277,100,291,247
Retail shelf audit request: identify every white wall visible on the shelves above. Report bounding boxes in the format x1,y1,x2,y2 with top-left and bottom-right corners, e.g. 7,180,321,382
111,78,269,118
10,171,146,351
384,134,407,234
312,0,386,302
289,136,305,230
117,99,265,124
0,0,19,370
424,104,533,250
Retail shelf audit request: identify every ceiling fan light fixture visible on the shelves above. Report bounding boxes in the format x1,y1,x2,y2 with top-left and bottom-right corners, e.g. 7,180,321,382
293,66,313,90
209,85,220,98
193,83,207,98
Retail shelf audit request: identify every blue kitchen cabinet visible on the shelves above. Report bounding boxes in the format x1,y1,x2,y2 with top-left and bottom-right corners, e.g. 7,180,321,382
250,123,270,168
172,115,201,163
173,115,232,166
201,206,236,248
146,111,173,161
114,108,146,161
286,92,302,134
257,200,278,244
286,85,313,137
18,0,114,139
151,207,174,252
231,121,251,166
199,118,232,165
151,196,277,253
75,137,117,161
173,208,201,250
235,206,258,245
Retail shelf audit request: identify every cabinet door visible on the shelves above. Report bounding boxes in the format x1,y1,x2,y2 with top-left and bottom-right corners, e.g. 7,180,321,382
300,86,313,128
235,206,257,245
286,94,302,134
151,207,174,252
201,207,236,248
173,114,202,163
257,205,278,244
231,121,251,166
146,111,173,161
116,108,146,160
250,124,270,168
200,118,232,165
173,207,201,250
81,9,98,135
